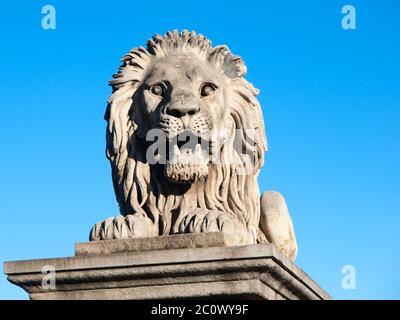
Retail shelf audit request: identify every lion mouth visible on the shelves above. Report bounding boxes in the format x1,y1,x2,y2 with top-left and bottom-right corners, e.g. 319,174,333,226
164,131,211,184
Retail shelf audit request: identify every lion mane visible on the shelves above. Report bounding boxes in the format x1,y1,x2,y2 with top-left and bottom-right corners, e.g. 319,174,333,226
93,30,268,245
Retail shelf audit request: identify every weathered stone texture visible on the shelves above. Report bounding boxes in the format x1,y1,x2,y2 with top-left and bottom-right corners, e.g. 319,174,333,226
4,233,330,300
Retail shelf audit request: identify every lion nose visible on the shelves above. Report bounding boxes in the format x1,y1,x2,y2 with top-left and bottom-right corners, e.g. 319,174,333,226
165,104,200,118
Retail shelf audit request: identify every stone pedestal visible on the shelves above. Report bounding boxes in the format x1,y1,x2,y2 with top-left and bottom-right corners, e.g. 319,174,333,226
4,233,330,300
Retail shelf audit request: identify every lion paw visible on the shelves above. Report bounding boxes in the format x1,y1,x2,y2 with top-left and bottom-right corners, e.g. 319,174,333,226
89,214,157,241
178,209,248,246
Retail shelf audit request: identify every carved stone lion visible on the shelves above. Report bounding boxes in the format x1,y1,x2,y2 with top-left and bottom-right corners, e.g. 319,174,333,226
90,30,298,260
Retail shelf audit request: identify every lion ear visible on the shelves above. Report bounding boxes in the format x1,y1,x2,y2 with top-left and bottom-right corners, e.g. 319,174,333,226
209,45,247,79
222,53,247,79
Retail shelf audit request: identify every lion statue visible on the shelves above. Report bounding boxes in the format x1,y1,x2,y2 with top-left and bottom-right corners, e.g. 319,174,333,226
90,30,298,260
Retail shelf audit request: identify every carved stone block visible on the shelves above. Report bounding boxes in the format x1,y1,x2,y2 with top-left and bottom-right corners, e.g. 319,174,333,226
4,233,330,300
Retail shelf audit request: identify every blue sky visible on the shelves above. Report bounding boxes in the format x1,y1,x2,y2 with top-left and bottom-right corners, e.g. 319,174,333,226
0,0,399,299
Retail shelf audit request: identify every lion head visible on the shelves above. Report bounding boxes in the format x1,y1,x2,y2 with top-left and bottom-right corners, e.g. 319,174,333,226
92,30,268,246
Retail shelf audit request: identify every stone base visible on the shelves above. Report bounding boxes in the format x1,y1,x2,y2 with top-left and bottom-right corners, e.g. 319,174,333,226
4,233,330,300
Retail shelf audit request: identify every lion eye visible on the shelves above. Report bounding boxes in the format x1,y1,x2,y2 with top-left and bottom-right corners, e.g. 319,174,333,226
200,84,216,97
151,84,165,97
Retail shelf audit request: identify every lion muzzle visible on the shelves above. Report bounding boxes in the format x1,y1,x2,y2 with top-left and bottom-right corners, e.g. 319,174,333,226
164,131,210,184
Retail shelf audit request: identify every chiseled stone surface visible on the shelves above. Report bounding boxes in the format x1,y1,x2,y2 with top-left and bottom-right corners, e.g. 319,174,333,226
75,232,227,256
4,234,331,300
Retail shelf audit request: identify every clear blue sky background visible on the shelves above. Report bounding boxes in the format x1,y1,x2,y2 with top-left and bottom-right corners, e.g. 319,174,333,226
0,0,399,300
